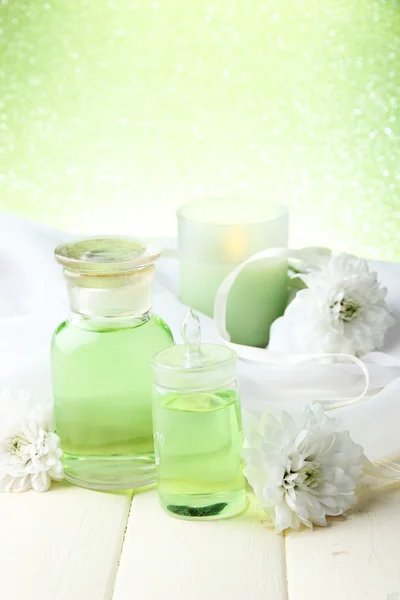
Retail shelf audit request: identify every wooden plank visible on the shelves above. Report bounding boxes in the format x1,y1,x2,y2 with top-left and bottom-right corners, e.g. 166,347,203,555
285,484,400,600
113,488,287,600
0,481,132,600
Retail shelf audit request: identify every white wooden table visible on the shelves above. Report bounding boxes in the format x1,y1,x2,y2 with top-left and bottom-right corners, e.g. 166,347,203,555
2,481,399,599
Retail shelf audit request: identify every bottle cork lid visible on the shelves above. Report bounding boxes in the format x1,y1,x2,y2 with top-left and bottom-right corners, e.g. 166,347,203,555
55,237,160,275
152,309,237,391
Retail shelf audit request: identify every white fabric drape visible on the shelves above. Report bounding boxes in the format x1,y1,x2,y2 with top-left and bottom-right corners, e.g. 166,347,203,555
1,213,400,465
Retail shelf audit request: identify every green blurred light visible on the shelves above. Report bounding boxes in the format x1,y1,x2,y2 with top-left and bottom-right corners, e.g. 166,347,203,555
0,0,400,258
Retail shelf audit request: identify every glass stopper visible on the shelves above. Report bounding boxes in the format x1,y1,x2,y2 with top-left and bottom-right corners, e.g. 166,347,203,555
181,308,204,368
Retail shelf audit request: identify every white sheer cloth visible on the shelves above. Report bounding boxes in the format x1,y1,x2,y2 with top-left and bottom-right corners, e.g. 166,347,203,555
1,212,400,466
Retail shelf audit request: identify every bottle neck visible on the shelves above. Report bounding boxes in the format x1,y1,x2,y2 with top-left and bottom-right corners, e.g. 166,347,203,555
65,266,155,319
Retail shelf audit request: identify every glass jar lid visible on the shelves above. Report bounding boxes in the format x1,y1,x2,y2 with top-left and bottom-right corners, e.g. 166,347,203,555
152,310,237,391
54,237,160,275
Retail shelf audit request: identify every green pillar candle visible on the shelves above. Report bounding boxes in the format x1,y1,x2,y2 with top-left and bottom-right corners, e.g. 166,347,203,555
178,198,289,348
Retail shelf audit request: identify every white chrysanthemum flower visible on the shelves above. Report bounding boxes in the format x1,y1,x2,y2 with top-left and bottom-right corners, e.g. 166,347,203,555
243,403,364,533
0,390,63,493
270,253,394,357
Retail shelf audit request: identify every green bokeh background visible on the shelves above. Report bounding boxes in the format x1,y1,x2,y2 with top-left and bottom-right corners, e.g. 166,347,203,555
1,0,400,258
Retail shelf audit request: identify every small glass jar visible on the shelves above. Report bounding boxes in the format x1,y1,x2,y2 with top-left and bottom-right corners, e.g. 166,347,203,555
151,310,247,520
51,238,174,490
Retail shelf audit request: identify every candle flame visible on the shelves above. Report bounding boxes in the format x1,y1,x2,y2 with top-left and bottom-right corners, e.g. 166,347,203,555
225,226,248,260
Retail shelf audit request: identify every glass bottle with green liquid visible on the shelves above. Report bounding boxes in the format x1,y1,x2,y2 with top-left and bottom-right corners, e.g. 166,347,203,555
51,238,173,490
152,309,247,520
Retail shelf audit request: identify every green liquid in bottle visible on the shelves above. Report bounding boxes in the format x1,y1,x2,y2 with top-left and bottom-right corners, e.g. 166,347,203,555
153,389,247,520
52,314,173,490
